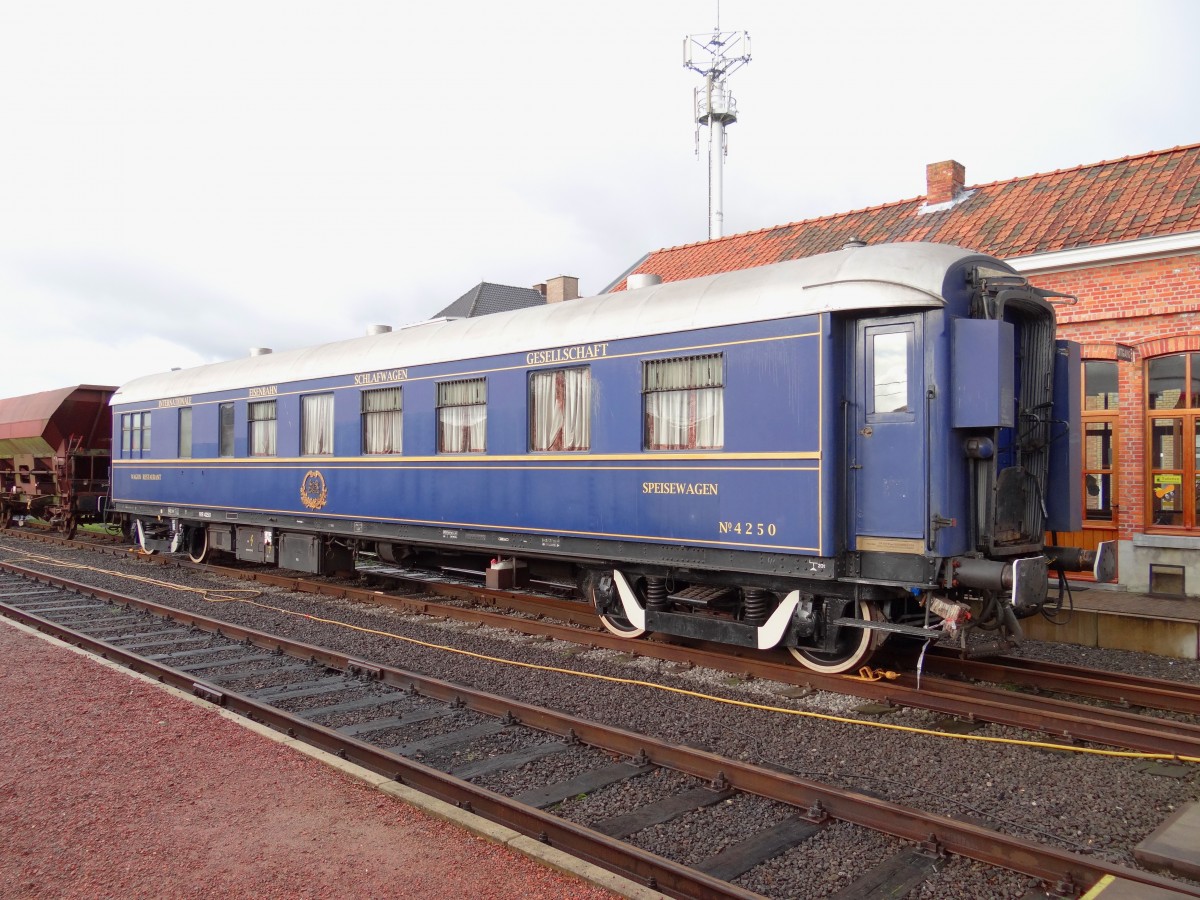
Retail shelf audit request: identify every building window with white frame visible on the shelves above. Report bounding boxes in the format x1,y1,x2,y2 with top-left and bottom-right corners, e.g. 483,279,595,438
1147,352,1200,530
643,353,724,450
1082,360,1118,522
530,367,590,451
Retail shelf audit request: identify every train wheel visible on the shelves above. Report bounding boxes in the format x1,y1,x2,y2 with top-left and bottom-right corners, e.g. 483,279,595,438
187,527,209,564
62,514,78,541
597,608,645,639
589,570,647,639
788,600,882,675
0,506,11,530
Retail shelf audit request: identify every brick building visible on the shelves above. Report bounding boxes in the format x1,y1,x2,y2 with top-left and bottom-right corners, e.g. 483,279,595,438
613,143,1200,595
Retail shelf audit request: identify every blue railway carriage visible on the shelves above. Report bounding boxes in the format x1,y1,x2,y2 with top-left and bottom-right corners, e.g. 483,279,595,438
109,242,1114,673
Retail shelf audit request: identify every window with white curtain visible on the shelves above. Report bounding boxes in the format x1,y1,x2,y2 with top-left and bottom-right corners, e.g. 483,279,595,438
362,387,402,455
437,378,486,453
248,400,277,457
530,367,590,451
178,407,192,459
643,353,724,450
301,393,334,456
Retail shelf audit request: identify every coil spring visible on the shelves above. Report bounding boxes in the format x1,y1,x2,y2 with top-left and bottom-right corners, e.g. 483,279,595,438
743,588,771,625
644,576,668,611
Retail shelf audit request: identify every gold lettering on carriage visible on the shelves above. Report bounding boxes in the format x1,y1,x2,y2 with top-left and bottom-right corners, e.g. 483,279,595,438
249,385,278,397
526,343,609,366
642,482,719,495
157,396,192,408
355,368,408,386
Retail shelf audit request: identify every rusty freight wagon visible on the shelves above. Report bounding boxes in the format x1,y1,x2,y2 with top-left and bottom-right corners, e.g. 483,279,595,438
0,385,116,538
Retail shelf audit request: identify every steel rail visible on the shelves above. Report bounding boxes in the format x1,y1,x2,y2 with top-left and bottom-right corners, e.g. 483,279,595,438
0,566,751,900
204,565,1200,756
1,561,1198,898
925,650,1200,716
3,530,1199,758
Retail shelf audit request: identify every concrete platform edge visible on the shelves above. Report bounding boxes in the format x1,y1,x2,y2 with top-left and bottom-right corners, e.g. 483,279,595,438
1021,608,1199,659
1,616,665,900
1134,801,1200,883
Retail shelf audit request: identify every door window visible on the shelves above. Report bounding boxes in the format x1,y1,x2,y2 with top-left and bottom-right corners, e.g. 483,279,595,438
867,326,913,417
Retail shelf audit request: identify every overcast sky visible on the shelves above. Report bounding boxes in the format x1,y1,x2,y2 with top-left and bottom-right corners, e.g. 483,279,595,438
3,0,1199,397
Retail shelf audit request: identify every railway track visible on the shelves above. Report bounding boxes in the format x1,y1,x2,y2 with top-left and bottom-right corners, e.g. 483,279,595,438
5,527,1200,761
3,561,1198,900
923,650,1200,716
206,562,1200,760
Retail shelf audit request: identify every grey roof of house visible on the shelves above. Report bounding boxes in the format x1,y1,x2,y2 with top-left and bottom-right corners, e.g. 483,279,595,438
433,282,546,319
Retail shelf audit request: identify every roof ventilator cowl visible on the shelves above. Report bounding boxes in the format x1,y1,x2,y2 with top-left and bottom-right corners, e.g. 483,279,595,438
627,273,663,289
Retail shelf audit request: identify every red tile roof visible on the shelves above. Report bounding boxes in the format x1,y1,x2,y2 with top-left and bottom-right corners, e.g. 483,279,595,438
622,143,1200,286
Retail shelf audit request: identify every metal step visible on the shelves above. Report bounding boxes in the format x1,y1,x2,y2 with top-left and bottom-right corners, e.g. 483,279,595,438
667,584,738,608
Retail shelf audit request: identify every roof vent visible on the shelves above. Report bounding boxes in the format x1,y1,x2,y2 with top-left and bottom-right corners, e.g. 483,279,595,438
842,239,867,249
366,324,392,335
627,273,663,289
249,347,273,356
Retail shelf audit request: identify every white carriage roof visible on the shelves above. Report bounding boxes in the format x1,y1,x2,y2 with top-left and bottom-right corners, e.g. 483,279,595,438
113,242,1003,405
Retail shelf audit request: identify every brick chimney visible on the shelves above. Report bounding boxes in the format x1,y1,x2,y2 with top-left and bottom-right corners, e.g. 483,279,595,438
926,160,965,204
545,275,580,303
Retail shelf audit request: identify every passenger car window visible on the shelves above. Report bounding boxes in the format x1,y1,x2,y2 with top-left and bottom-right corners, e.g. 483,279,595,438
178,407,192,459
248,400,277,457
362,387,402,455
301,393,334,456
438,379,486,453
642,354,723,450
219,403,235,457
530,367,590,451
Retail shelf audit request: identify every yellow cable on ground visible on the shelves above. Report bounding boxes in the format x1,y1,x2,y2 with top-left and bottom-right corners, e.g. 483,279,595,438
3,544,1198,764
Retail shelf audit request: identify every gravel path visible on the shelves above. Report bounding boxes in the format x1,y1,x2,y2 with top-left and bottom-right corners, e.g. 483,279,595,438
3,538,1199,897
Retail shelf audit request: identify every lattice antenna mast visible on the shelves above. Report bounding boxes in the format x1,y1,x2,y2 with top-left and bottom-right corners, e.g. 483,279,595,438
684,24,751,240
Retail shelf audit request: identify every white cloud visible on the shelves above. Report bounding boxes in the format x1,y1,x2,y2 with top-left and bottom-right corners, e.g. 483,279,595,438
1,0,1197,397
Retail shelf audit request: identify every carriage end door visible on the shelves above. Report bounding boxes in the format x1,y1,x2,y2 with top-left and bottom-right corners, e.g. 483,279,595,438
850,317,927,550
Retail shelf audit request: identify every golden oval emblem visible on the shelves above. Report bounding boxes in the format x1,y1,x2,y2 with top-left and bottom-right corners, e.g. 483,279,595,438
300,470,328,511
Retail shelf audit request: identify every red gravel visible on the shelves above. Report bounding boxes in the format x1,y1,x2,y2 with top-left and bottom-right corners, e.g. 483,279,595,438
0,621,617,899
